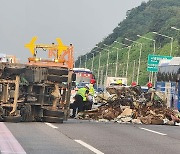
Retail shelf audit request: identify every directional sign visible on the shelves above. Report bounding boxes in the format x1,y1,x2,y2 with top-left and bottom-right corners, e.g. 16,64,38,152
147,54,172,72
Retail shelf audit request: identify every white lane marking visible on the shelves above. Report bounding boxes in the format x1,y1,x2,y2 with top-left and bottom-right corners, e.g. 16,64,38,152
45,123,58,129
140,127,167,136
1,151,26,154
74,140,104,154
0,122,26,154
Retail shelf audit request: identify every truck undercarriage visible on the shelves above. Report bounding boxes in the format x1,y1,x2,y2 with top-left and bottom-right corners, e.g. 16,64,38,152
0,37,75,123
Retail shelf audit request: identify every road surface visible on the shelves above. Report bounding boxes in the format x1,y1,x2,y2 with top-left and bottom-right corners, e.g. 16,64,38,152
1,120,180,154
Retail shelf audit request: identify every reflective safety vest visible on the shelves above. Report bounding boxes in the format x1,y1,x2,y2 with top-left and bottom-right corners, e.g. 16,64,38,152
77,87,87,101
89,84,95,96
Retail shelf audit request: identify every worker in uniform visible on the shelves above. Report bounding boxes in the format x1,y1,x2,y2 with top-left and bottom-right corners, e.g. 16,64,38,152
131,81,137,87
116,79,123,86
70,84,89,118
85,80,95,110
147,82,155,101
147,82,153,91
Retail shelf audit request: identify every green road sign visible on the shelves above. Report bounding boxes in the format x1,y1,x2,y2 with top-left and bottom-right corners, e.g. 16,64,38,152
147,54,172,72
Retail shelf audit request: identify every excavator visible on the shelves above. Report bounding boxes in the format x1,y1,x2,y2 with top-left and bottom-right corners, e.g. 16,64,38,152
0,37,75,123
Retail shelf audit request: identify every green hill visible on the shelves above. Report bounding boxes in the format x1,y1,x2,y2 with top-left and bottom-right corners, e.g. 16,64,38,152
75,0,180,86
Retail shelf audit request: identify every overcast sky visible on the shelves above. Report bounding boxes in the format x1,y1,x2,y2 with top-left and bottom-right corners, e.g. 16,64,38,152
0,0,149,62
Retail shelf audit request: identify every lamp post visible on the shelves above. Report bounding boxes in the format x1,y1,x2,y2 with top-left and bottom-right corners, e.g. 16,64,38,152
171,27,180,56
114,41,128,47
125,38,142,85
91,53,95,71
84,54,88,68
112,47,119,77
125,46,131,79
132,60,136,83
79,56,81,68
103,44,111,79
137,35,156,54
137,34,156,83
114,41,131,79
95,46,109,88
97,52,101,88
152,32,173,56
171,26,180,31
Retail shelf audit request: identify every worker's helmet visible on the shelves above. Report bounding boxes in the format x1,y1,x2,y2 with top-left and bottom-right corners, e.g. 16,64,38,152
85,84,90,89
116,79,122,84
90,79,96,84
131,82,137,87
147,82,153,88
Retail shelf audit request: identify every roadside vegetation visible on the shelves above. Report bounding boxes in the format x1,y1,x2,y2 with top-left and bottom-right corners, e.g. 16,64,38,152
75,0,180,85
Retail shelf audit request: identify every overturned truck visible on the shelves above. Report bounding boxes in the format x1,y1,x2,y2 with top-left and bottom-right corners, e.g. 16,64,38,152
0,37,75,123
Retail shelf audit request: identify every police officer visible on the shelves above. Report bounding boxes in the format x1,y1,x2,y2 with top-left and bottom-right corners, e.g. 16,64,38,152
70,84,89,118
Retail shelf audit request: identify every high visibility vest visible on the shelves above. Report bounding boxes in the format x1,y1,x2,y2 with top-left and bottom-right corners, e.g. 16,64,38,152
89,84,95,96
77,87,87,101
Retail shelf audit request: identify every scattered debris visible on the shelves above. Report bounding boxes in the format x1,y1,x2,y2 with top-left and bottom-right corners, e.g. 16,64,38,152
77,85,180,126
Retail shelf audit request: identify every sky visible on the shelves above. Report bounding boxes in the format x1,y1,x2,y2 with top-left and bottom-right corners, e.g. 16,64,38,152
0,0,149,62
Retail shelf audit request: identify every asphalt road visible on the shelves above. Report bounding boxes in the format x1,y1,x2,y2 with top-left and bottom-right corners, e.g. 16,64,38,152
2,120,180,154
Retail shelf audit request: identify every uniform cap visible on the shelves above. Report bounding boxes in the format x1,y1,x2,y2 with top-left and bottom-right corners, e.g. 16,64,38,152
131,82,137,86
90,79,96,84
147,82,153,88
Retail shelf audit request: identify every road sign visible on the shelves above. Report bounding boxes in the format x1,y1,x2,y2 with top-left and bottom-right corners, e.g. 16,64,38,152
147,54,172,72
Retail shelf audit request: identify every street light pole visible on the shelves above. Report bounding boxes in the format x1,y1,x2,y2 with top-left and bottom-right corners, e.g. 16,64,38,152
84,55,87,68
112,46,127,77
113,47,119,77
114,41,131,78
132,60,136,83
153,32,173,56
137,34,156,83
91,53,95,71
137,34,156,54
97,52,101,88
103,44,111,79
79,56,81,68
95,46,109,87
171,26,180,31
125,38,142,85
125,46,131,79
114,41,128,47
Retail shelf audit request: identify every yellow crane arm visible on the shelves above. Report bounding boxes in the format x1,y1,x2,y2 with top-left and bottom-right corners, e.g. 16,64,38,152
56,38,68,57
24,36,37,56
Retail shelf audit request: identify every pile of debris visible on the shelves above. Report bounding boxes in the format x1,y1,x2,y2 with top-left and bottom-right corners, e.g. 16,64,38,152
77,85,180,125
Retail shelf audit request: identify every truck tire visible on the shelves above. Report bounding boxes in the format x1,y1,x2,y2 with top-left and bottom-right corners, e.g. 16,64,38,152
72,73,76,81
3,115,22,123
47,75,68,83
43,109,64,118
42,116,63,123
48,68,68,76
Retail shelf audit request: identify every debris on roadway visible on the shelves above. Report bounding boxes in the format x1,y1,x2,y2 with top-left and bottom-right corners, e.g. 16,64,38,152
76,85,180,126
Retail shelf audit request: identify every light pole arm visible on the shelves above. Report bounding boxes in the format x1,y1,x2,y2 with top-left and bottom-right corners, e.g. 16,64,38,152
97,52,101,88
136,44,142,84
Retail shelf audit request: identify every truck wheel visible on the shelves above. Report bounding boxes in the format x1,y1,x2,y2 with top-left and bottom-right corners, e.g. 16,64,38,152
72,73,76,81
3,115,22,123
47,75,68,83
42,116,63,123
48,68,68,76
43,109,64,118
